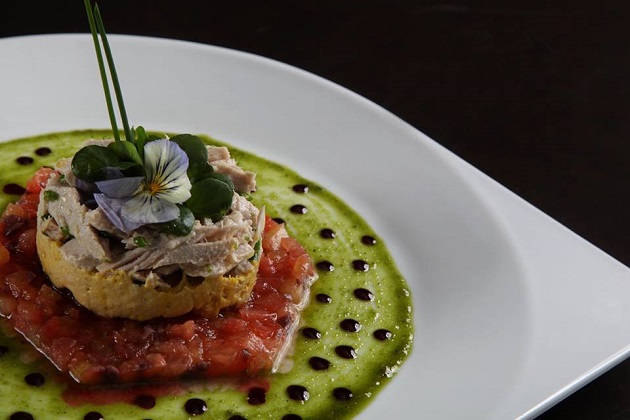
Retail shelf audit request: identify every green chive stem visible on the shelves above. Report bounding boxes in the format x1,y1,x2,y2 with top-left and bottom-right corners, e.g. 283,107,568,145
84,0,121,142
94,4,134,144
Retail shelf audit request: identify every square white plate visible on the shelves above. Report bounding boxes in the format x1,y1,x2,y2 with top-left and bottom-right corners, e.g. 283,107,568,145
1,34,630,419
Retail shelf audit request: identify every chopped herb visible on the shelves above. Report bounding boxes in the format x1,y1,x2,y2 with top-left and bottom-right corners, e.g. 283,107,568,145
43,190,59,201
133,236,149,247
250,240,262,261
60,226,75,242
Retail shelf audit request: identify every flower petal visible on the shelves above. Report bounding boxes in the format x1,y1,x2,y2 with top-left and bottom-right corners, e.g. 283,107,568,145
143,139,192,203
121,191,180,225
93,193,145,233
95,176,144,198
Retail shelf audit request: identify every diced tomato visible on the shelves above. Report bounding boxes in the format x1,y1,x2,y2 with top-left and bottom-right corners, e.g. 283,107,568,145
0,172,316,387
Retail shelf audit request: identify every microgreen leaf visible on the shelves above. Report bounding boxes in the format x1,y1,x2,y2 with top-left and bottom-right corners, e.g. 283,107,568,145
169,134,211,182
43,190,60,202
186,175,234,221
155,205,195,236
133,236,149,247
195,172,234,190
107,141,142,165
71,145,120,182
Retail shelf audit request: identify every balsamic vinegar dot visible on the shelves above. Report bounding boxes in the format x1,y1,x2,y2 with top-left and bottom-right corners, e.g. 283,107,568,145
283,415,303,420
286,384,309,401
335,345,357,359
361,235,377,245
340,319,361,333
333,387,354,401
374,329,393,341
184,398,208,415
247,387,266,405
353,288,374,301
320,228,335,239
352,259,369,272
132,394,156,409
16,156,34,165
316,261,334,272
0,345,8,357
315,293,332,304
35,147,52,156
272,217,286,224
83,412,104,420
10,412,34,420
308,356,330,370
24,372,45,387
301,327,321,339
3,183,26,195
290,204,307,214
292,184,309,193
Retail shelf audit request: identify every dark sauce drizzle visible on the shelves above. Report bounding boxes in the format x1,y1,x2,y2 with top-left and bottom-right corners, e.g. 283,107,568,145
3,183,26,195
9,412,34,420
374,329,393,341
340,319,361,333
301,327,321,339
315,293,332,304
352,259,369,272
132,394,156,409
272,217,285,225
0,345,8,356
247,387,266,405
290,204,307,214
24,372,45,387
361,235,377,246
335,345,357,359
184,398,208,415
83,412,104,420
333,387,354,401
320,228,335,239
283,415,303,420
354,288,374,301
35,147,52,156
315,260,334,272
292,184,309,193
16,156,34,165
286,384,309,401
308,356,331,370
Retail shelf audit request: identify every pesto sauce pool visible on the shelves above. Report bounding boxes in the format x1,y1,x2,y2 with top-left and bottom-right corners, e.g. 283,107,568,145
0,130,413,420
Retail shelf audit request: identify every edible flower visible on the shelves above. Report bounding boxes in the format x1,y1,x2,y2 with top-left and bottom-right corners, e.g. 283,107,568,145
73,0,236,236
94,140,192,233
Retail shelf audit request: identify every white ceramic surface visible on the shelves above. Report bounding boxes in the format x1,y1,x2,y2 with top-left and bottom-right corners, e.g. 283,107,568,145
1,34,630,419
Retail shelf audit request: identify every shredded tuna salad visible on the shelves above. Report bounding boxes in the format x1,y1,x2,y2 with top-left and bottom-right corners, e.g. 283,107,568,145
38,142,263,287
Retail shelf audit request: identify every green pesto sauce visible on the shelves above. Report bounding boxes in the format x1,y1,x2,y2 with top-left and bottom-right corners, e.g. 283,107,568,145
0,130,413,420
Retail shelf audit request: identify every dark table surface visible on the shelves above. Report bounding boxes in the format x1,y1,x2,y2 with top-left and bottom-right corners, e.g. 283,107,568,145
3,1,630,418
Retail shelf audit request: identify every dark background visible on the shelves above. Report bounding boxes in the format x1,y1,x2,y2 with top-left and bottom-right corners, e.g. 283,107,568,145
3,1,630,418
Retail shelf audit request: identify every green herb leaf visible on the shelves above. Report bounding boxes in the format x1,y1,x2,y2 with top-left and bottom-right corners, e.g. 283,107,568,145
107,141,142,165
133,236,149,247
71,145,120,182
155,205,195,236
169,134,210,182
43,190,60,202
195,171,234,190
186,175,234,222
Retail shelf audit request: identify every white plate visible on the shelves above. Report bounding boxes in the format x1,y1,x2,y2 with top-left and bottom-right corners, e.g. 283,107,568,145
1,34,630,420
